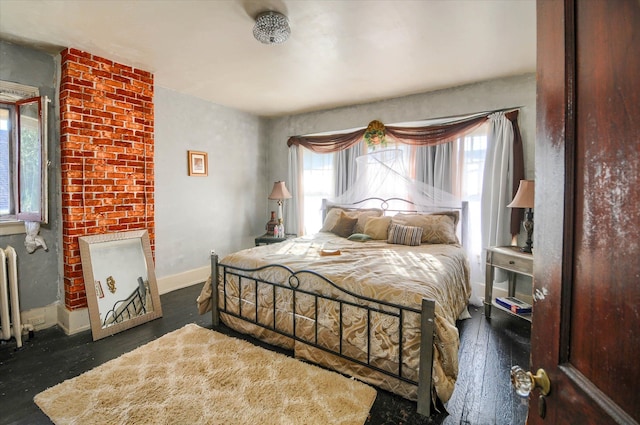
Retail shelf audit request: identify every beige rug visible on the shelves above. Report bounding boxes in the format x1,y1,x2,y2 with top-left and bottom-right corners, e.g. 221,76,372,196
34,323,376,425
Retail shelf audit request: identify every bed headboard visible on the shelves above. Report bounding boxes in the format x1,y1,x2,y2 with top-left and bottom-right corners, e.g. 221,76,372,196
321,197,469,247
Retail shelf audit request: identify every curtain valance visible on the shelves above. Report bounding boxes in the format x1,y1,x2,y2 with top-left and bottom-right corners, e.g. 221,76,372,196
286,111,513,152
385,115,488,146
286,128,364,154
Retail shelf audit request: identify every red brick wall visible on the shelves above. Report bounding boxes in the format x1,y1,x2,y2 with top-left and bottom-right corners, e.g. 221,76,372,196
59,48,154,311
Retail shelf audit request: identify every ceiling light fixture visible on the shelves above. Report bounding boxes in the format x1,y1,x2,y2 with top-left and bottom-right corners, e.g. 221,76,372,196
253,11,290,45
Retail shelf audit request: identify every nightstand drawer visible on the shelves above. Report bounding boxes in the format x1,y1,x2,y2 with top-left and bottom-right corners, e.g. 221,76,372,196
492,254,532,275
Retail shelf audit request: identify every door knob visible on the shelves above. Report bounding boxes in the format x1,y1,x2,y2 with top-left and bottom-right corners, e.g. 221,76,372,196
510,366,551,396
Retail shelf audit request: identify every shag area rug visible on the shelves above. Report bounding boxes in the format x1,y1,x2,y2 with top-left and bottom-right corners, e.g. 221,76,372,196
34,323,376,425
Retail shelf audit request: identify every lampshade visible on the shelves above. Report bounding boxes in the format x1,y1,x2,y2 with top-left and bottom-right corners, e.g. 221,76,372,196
268,181,292,200
253,11,291,45
507,180,535,209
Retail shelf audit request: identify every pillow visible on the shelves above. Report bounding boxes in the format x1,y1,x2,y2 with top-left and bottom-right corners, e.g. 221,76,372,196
430,210,460,226
347,233,372,242
353,209,383,234
387,223,423,246
330,211,358,238
320,208,346,232
392,213,459,244
363,216,392,240
320,207,383,233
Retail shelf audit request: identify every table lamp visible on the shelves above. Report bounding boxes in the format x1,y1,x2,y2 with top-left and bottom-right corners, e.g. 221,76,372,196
268,181,292,232
507,179,535,253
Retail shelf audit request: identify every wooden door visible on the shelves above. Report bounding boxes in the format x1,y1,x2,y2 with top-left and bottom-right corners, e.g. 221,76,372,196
531,1,640,423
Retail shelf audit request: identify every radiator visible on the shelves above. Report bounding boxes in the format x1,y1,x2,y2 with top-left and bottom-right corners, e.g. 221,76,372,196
0,246,23,348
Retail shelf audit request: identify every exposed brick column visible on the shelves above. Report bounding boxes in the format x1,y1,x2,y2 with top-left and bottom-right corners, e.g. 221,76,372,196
59,48,154,311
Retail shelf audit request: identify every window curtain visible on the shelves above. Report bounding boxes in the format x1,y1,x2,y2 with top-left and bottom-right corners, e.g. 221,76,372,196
414,143,458,195
287,145,303,235
481,111,524,251
334,142,363,196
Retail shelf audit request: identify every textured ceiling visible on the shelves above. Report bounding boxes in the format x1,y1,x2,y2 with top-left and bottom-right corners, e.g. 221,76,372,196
0,0,536,117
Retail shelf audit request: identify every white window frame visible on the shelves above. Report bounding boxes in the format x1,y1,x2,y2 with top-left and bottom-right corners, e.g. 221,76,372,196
0,80,48,227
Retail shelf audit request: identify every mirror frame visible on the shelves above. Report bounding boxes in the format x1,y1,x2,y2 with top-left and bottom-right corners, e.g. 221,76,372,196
78,229,163,341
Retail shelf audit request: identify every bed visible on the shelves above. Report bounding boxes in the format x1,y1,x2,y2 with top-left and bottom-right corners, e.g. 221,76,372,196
200,198,471,416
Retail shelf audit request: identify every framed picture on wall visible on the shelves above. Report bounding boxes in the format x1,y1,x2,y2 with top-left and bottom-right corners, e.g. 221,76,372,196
188,150,208,176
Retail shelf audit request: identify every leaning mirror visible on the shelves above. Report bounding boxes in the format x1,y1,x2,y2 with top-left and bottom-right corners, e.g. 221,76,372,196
79,229,162,341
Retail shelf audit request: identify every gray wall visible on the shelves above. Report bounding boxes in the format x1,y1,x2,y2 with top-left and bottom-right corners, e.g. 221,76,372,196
0,41,61,311
154,87,267,279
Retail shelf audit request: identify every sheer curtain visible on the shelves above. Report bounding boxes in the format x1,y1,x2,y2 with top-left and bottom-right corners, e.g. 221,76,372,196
414,143,456,194
286,145,302,236
413,132,486,304
481,112,516,250
334,142,363,196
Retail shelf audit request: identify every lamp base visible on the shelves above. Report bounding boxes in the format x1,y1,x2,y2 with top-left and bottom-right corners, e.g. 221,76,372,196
521,209,534,254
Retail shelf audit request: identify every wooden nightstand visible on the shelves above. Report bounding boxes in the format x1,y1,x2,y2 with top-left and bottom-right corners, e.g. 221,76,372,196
485,246,533,321
254,233,296,246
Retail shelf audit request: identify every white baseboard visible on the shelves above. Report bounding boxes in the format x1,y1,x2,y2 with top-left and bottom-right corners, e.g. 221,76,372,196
20,303,59,332
18,302,89,335
157,266,209,295
56,303,90,335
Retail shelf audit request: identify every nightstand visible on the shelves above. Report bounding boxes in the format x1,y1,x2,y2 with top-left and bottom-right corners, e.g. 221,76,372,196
485,246,533,321
254,233,296,246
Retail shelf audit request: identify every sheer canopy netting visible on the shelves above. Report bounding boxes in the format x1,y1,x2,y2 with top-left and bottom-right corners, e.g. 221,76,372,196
326,149,462,213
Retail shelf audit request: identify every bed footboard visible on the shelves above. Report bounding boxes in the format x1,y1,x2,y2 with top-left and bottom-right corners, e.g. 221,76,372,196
209,252,436,417
211,253,220,327
417,298,435,416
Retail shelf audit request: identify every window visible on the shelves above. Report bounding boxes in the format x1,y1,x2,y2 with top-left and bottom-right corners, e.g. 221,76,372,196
299,125,488,255
0,106,12,215
460,127,488,268
302,148,335,234
0,81,48,223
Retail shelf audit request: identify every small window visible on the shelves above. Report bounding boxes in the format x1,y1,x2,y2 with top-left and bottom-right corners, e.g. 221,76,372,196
0,81,48,223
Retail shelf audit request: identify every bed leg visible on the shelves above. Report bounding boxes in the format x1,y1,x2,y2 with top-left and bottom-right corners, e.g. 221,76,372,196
211,252,219,327
417,298,436,417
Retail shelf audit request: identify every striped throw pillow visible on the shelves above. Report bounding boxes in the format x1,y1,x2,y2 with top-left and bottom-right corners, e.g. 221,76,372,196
387,223,423,246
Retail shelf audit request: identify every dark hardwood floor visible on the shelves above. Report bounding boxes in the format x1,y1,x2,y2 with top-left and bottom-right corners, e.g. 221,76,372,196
0,284,530,425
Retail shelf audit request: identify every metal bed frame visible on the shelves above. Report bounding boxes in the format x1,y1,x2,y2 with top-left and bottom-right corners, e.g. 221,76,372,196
210,198,468,417
210,255,435,416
